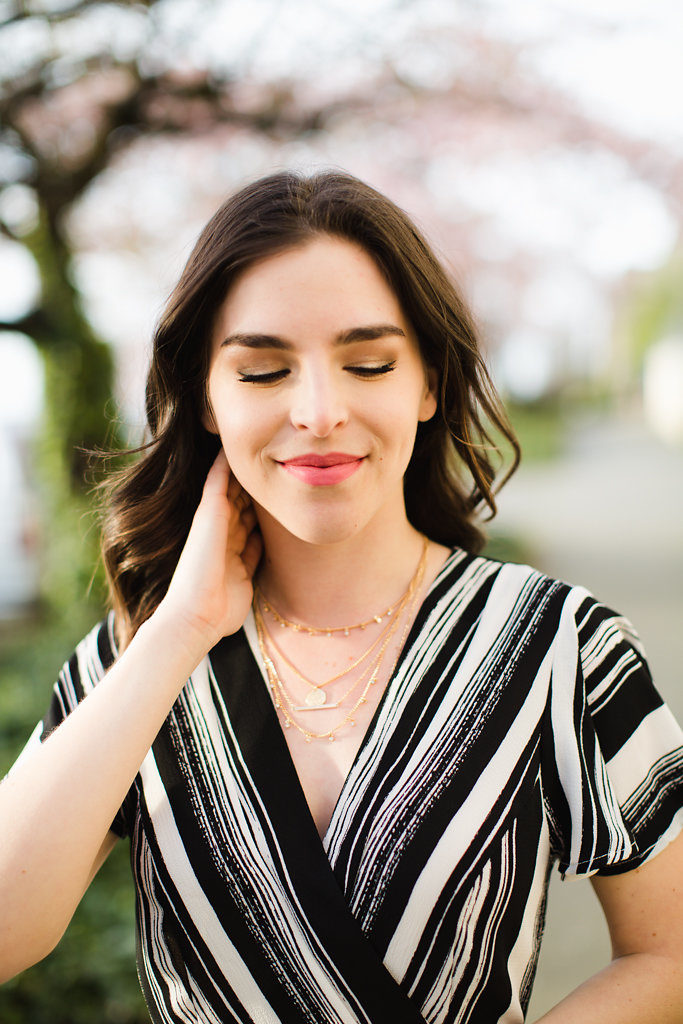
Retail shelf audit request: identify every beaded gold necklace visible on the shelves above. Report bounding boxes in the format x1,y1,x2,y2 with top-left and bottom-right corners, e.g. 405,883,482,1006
256,599,402,708
255,586,403,639
253,540,428,742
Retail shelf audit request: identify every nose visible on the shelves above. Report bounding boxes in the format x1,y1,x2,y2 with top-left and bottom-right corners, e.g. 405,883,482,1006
289,366,348,437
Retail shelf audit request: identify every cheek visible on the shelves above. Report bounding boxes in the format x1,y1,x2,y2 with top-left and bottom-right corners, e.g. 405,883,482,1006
215,432,263,503
375,387,427,444
368,414,419,478
210,396,273,486
209,382,252,443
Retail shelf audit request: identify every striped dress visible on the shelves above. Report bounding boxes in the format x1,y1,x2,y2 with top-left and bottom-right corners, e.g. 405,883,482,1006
33,551,683,1023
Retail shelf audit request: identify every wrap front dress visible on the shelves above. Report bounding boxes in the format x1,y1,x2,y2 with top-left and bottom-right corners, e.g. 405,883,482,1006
30,551,683,1023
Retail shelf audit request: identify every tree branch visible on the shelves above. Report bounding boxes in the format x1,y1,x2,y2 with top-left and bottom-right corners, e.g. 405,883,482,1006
0,215,20,242
1,0,153,29
0,310,49,337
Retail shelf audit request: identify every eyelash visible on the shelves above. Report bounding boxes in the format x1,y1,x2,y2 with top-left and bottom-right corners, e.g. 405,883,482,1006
238,362,396,384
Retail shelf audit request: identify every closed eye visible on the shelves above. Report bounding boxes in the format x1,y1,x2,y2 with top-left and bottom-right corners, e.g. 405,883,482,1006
238,362,396,384
346,361,396,377
238,369,290,384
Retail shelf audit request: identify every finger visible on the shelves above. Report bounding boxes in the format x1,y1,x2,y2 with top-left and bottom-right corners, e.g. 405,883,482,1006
227,473,241,502
228,479,253,513
230,506,255,546
228,492,250,530
230,521,248,554
240,505,258,531
228,495,241,524
242,528,263,579
202,449,230,499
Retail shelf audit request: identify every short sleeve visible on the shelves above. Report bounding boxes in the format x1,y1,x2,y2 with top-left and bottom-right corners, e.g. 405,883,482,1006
12,613,133,839
543,589,683,878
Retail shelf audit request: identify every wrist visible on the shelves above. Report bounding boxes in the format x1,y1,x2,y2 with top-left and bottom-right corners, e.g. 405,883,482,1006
136,603,219,674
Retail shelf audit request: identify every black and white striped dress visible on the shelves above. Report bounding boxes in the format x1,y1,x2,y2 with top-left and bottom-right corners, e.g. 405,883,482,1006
31,551,683,1023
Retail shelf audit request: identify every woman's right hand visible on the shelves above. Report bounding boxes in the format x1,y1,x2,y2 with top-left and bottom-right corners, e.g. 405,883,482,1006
156,449,262,652
0,448,261,983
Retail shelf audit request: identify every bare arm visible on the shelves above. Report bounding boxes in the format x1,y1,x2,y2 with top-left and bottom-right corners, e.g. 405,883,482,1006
531,830,683,1023
0,451,261,983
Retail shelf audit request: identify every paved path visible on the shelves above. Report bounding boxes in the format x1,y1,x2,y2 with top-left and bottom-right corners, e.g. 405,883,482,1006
491,410,683,1019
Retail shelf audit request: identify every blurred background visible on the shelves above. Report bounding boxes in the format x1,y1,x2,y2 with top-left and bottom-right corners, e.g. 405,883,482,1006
0,0,682,1020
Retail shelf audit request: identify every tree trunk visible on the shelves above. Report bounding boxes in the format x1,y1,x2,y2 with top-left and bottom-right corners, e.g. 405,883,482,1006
23,210,120,614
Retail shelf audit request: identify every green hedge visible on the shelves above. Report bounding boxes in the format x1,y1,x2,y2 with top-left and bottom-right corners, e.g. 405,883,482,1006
0,609,148,1024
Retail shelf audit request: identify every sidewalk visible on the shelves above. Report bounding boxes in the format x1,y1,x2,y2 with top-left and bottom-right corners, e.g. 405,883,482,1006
492,410,683,1019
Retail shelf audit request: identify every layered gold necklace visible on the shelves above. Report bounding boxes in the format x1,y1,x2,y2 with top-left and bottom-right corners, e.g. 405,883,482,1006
253,538,428,743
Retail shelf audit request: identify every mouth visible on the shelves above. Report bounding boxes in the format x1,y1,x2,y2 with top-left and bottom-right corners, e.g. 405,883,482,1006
278,452,365,485
281,453,362,468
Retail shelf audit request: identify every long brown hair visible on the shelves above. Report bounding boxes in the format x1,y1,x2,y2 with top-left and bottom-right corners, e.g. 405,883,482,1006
100,169,519,642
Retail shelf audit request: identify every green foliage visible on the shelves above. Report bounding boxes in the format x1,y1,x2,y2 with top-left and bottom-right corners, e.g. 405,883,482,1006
505,399,565,464
0,198,141,1024
620,250,683,368
0,609,148,1024
482,530,534,566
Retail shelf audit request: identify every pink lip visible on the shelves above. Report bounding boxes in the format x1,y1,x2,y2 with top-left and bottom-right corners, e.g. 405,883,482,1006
279,452,365,486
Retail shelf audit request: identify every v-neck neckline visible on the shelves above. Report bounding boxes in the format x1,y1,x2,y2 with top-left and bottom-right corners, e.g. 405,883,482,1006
238,547,464,851
200,616,445,1024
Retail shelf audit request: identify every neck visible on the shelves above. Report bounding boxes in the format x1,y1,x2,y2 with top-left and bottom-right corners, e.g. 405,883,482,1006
255,511,428,629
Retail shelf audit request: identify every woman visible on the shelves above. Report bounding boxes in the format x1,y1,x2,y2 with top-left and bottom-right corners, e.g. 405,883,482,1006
1,170,682,1023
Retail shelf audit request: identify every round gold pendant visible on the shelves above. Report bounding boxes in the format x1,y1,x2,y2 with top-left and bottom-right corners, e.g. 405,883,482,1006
305,688,327,708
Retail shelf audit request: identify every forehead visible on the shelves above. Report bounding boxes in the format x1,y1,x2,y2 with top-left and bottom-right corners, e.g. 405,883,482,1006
214,235,408,337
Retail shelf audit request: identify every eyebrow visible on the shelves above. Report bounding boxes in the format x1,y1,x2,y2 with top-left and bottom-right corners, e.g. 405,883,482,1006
220,323,407,350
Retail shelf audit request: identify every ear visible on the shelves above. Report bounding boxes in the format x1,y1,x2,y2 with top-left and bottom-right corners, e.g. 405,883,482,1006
418,365,438,422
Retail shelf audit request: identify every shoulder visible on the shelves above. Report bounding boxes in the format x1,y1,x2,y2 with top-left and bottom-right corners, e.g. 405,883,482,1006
434,547,573,610
433,549,639,656
39,613,119,741
58,612,119,699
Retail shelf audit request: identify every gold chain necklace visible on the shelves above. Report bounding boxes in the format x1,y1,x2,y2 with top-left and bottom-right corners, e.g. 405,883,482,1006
254,548,425,639
254,573,415,707
256,609,396,720
256,572,423,743
253,536,427,708
254,589,404,711
254,541,428,742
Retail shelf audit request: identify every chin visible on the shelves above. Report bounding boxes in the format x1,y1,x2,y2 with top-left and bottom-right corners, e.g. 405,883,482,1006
288,518,365,548
261,503,372,548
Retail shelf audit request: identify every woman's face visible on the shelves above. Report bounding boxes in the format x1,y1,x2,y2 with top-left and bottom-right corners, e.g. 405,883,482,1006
205,234,437,546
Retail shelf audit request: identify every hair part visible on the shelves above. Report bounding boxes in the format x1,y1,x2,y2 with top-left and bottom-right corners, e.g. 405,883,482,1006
100,169,519,643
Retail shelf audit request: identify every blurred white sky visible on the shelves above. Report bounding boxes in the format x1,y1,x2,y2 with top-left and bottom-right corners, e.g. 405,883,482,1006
486,0,683,151
1,0,682,425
